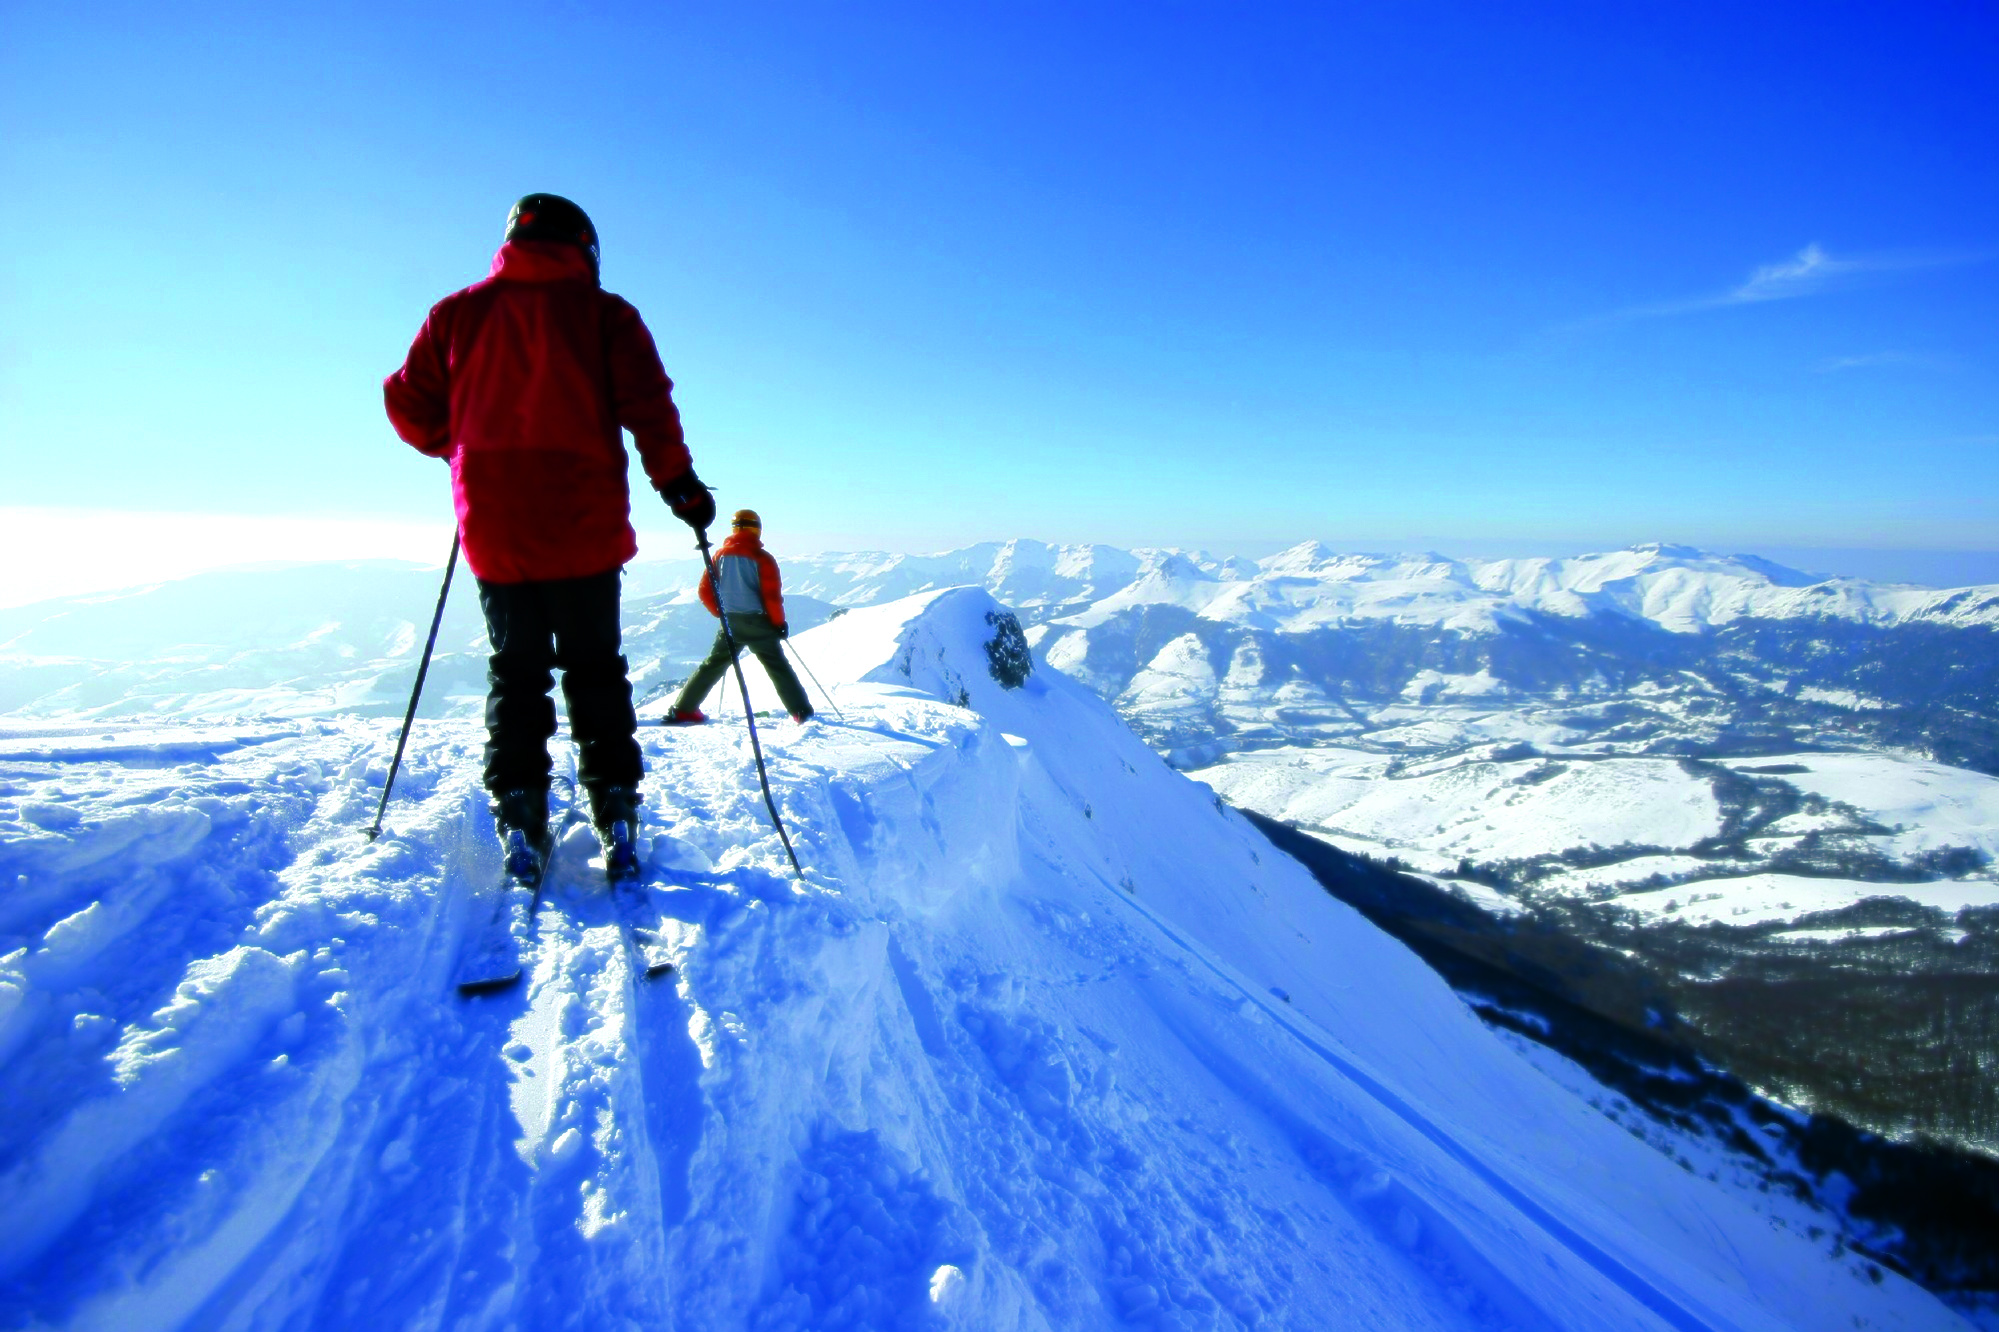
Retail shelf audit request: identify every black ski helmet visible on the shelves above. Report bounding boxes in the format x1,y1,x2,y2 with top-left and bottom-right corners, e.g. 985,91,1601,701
504,193,599,276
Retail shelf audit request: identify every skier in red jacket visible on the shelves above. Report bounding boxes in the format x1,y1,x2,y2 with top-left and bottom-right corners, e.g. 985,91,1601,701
384,193,715,880
667,509,814,725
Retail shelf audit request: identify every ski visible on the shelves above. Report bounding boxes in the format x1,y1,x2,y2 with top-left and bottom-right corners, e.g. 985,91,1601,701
609,852,676,979
455,781,578,996
454,834,549,995
580,801,672,978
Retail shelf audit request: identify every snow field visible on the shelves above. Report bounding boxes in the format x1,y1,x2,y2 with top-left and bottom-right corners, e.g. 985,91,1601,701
0,591,1971,1329
1535,855,1735,899
1720,753,1999,865
1197,743,1999,932
1192,747,1723,867
1616,873,1999,929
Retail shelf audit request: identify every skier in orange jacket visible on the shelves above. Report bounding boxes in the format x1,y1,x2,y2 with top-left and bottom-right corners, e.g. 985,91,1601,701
667,510,814,724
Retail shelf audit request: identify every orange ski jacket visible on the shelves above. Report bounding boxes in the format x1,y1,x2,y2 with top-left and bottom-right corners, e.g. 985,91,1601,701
699,530,786,626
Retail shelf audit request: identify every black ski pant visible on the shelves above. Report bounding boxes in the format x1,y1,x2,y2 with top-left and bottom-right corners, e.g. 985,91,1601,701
673,612,812,719
476,568,642,799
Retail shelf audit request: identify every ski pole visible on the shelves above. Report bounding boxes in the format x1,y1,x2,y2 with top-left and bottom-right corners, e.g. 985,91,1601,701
695,531,805,879
783,638,845,722
366,533,460,841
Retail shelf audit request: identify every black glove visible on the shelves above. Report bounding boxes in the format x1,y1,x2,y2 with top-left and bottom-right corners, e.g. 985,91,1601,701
775,622,790,639
656,470,716,532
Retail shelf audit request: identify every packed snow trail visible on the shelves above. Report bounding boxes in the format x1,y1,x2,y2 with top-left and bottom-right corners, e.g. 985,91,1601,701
0,590,1970,1330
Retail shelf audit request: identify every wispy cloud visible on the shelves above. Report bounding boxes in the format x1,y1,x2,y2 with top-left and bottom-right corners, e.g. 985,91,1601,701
1815,349,1952,373
1727,243,1855,304
1568,243,1987,329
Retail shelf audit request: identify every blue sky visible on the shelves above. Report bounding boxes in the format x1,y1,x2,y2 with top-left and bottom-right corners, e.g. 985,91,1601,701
4,1,1995,583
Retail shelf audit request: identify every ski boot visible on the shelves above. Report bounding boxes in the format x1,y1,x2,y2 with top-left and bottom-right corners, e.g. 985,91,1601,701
663,706,707,726
493,786,552,886
588,784,643,883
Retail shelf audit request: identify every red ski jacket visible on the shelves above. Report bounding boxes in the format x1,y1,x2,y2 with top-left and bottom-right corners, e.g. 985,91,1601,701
384,241,694,584
698,530,786,625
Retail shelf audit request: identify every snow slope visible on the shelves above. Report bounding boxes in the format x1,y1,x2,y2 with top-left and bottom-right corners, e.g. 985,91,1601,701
0,590,1964,1329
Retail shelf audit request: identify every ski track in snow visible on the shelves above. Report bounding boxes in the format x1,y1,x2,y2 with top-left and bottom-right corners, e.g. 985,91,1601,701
0,591,1970,1330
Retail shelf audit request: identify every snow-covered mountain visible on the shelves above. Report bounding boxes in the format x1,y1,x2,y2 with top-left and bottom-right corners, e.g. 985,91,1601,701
781,541,1153,621
0,590,1968,1329
784,539,1999,634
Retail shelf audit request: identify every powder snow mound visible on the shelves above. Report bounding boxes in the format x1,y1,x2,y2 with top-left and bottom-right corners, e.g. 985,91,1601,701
806,586,1037,703
0,590,1971,1330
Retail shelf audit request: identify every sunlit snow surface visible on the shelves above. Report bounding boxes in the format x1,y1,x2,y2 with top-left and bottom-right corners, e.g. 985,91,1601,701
1192,748,1725,866
1718,754,1999,864
1614,871,1999,928
0,591,1969,1329
1193,745,1999,926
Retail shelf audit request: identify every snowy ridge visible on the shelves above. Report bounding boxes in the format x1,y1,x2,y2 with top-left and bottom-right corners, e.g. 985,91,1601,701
0,590,1964,1328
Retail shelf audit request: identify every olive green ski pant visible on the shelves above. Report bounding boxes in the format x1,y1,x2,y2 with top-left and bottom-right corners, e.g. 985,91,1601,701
673,612,812,718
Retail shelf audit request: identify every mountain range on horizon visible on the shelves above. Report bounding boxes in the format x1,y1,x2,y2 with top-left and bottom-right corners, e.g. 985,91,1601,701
9,536,1999,642
6,538,1997,767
